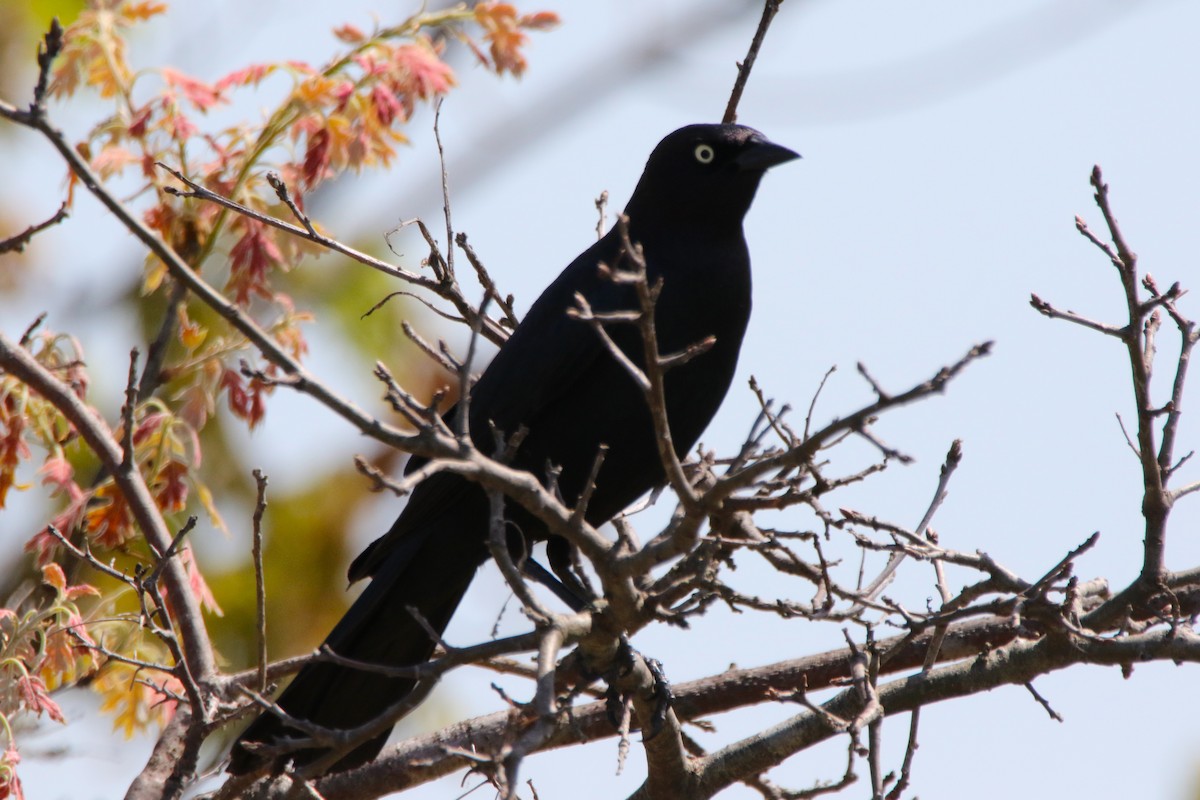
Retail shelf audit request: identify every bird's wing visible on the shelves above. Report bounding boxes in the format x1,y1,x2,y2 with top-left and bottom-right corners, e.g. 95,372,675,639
401,231,631,468
477,231,636,427
350,233,628,581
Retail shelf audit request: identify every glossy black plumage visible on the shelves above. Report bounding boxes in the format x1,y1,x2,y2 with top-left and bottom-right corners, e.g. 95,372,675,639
229,123,797,774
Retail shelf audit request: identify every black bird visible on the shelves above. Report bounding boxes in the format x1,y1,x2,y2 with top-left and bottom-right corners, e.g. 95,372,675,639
229,123,797,774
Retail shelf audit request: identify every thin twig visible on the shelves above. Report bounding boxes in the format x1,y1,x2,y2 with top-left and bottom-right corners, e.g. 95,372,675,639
266,172,317,236
251,469,269,693
435,98,455,278
457,232,518,330
723,0,784,124
0,200,68,253
1024,681,1063,722
595,190,609,240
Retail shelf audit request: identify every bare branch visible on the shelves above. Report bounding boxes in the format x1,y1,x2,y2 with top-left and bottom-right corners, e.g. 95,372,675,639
723,0,784,124
1029,293,1125,337
252,469,270,693
0,200,68,253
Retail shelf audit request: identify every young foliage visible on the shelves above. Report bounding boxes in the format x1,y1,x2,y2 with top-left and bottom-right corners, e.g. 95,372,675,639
0,3,556,795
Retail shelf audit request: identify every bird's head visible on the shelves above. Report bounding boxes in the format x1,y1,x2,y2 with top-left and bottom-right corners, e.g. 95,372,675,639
625,123,799,235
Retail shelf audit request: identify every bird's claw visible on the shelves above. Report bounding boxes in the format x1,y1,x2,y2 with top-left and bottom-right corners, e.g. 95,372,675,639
642,656,674,741
600,640,674,740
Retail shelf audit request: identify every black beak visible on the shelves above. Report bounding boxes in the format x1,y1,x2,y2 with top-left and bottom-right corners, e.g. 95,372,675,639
735,138,800,172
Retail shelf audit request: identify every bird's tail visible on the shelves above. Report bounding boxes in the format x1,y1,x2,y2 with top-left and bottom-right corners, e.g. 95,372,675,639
228,529,483,774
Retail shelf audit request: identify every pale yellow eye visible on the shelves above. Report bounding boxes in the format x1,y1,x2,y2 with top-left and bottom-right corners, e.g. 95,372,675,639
693,143,715,164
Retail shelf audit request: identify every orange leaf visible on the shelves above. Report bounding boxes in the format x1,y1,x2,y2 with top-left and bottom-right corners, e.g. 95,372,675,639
520,11,560,30
84,484,135,549
153,460,189,512
214,63,276,91
17,674,64,723
120,1,169,22
178,306,207,350
161,68,225,112
333,23,366,43
391,39,456,99
0,413,31,508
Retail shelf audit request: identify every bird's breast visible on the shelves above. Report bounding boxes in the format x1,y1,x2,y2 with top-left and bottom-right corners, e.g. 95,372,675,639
644,238,752,358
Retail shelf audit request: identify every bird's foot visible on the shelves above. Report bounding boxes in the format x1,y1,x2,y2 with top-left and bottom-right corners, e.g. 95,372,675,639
601,638,674,741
